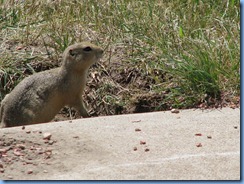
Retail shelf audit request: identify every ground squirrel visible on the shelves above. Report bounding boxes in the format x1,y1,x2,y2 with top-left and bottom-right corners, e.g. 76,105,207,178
0,42,103,128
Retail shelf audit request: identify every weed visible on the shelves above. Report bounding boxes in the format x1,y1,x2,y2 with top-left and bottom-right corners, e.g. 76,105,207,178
0,0,240,115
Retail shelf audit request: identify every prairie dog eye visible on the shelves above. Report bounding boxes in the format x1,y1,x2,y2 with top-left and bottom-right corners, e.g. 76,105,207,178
83,46,92,52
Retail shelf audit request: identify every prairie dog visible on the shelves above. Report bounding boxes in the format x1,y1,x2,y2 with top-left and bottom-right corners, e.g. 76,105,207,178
0,42,103,128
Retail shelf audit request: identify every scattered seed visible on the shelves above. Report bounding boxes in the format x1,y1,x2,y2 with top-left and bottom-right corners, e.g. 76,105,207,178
0,168,4,173
131,120,141,123
195,133,202,136
135,128,141,132
133,147,137,151
234,126,238,129
26,130,31,134
27,170,33,174
140,141,146,145
196,143,202,147
145,148,150,152
207,135,212,139
73,136,79,139
0,163,3,168
22,126,25,130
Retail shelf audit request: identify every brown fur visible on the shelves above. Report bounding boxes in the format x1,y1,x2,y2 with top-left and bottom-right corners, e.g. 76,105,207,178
0,42,103,128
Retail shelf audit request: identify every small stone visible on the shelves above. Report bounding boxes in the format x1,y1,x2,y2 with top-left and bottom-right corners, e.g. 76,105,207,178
0,163,3,168
26,130,31,134
22,126,25,130
171,109,180,113
133,147,137,151
43,133,52,140
44,170,48,173
0,168,4,173
234,126,238,129
135,128,141,132
207,135,212,139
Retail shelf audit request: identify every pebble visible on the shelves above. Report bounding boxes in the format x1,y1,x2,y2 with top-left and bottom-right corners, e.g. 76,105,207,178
43,132,52,140
8,175,13,179
27,170,33,174
0,148,7,153
171,109,180,113
196,143,202,147
48,140,55,145
16,144,26,150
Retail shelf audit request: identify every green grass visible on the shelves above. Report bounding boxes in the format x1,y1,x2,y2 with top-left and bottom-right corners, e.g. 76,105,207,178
0,0,240,115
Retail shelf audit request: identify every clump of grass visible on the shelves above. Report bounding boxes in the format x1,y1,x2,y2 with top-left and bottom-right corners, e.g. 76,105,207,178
0,0,240,116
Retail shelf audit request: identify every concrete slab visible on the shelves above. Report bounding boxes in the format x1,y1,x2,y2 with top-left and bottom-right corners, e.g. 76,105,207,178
0,108,240,180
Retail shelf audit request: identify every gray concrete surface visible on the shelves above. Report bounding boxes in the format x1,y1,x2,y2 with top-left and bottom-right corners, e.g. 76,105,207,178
0,108,240,180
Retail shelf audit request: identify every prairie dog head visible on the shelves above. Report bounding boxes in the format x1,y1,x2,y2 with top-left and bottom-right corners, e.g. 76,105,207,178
62,42,103,71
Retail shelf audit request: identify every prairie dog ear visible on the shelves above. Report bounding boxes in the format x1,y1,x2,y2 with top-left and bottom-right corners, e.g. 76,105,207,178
69,48,77,56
